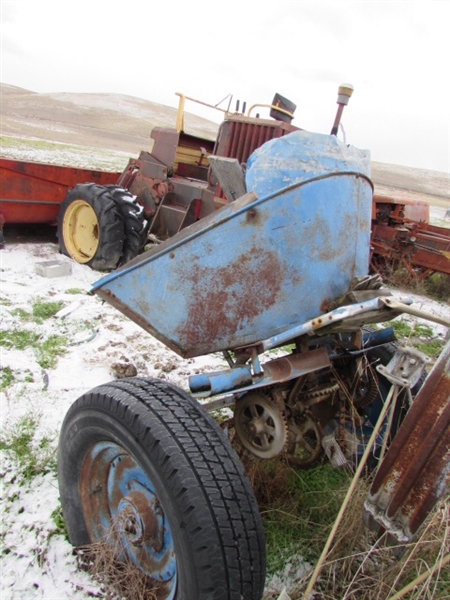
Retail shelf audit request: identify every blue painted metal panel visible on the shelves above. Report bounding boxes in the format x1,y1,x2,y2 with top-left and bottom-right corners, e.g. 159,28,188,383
92,131,373,358
245,130,371,197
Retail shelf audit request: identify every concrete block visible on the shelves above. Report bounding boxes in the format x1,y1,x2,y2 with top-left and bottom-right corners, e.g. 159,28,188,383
35,260,72,278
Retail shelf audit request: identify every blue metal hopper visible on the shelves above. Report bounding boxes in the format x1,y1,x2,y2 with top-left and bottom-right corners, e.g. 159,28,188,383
91,131,373,358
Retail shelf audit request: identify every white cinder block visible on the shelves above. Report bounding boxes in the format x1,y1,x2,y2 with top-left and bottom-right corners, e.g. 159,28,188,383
35,260,72,278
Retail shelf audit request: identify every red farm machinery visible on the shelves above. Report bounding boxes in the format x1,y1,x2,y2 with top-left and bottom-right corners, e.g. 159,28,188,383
1,86,448,278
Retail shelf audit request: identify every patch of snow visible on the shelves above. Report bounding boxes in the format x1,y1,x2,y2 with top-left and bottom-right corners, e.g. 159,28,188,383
264,554,312,598
0,138,131,171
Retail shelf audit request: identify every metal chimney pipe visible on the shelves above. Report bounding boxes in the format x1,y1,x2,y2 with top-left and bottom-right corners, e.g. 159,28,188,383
331,83,354,136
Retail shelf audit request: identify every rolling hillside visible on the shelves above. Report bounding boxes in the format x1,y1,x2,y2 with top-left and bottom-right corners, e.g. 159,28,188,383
1,83,448,206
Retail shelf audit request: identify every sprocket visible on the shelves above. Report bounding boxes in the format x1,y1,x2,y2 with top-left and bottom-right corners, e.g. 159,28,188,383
233,391,288,459
286,415,323,467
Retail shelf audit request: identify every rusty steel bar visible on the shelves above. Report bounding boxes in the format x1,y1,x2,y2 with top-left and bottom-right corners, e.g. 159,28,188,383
364,339,450,542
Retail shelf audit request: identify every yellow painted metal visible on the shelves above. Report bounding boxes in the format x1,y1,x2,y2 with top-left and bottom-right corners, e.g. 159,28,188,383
62,199,99,263
174,146,210,169
246,103,295,119
175,92,231,133
175,93,185,133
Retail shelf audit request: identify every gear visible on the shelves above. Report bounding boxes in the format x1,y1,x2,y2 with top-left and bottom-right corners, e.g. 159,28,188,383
286,416,323,467
233,391,288,459
300,382,340,403
350,360,379,408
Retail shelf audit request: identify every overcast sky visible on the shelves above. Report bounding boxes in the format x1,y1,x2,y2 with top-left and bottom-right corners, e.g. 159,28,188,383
1,0,449,174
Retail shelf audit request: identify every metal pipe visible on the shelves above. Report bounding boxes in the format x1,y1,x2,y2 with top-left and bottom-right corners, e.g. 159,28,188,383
189,366,252,397
331,83,354,136
246,103,295,119
189,348,330,399
261,296,410,352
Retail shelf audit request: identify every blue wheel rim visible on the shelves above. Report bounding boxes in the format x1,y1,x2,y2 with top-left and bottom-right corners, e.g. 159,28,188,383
80,440,177,598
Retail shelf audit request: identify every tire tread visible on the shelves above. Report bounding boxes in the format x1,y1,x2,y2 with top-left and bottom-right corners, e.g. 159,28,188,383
59,377,265,600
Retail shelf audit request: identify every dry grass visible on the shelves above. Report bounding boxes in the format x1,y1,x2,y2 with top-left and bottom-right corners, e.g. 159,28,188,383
242,446,449,600
290,492,450,600
371,260,450,304
75,520,165,600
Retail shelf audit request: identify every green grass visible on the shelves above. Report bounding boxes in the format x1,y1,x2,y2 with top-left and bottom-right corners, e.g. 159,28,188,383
32,299,64,321
0,366,15,390
0,135,129,171
50,506,68,540
36,335,68,369
1,299,68,368
0,366,35,391
386,317,445,362
0,413,57,482
10,300,63,323
0,135,60,152
0,329,41,350
425,273,450,303
415,339,445,358
65,288,85,295
390,318,435,339
248,460,352,574
0,328,67,368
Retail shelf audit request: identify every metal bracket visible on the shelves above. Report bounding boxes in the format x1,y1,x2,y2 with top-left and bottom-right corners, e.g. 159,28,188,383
376,345,431,389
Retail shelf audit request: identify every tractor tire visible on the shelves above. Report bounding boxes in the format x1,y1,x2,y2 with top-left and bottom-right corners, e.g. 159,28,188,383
57,184,124,271
105,185,148,266
58,377,266,600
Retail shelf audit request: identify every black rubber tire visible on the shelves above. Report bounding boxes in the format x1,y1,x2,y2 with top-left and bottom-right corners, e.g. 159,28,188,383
58,377,266,600
57,183,124,271
106,185,148,266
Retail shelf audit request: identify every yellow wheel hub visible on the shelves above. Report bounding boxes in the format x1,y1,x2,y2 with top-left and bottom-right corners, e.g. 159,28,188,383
62,200,99,263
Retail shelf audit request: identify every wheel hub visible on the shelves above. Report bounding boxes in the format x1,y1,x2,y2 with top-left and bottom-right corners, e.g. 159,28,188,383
117,491,163,551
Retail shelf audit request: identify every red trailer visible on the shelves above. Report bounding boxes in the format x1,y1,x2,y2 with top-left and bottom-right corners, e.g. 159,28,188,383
0,158,120,225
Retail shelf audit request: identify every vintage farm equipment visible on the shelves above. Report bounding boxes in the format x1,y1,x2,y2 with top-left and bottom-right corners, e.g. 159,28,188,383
57,93,450,600
371,193,450,277
1,86,448,279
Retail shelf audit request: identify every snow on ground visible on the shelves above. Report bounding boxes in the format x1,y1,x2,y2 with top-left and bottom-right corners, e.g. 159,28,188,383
0,238,449,599
0,239,227,600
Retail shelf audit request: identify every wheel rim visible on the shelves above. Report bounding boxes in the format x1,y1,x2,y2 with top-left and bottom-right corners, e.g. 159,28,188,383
62,199,100,263
287,416,322,467
80,441,177,599
234,392,287,459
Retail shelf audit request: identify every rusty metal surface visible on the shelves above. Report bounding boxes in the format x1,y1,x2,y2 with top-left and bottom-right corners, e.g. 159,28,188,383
212,116,298,201
371,195,450,276
0,158,120,224
189,347,331,398
215,116,298,165
93,167,372,358
364,340,450,542
80,440,175,597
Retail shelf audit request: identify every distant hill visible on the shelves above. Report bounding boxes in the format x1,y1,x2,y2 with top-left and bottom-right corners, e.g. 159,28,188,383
0,83,218,156
1,84,448,204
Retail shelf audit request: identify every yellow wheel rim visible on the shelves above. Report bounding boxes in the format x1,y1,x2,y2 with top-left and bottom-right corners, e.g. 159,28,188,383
62,199,99,263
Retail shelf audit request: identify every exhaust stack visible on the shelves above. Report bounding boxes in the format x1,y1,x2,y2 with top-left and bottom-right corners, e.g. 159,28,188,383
331,83,354,136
